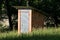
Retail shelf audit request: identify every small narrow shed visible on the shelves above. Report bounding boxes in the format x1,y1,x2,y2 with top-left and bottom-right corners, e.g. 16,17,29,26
13,6,45,33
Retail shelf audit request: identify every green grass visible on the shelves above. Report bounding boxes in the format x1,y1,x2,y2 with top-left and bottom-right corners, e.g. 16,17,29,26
0,27,60,40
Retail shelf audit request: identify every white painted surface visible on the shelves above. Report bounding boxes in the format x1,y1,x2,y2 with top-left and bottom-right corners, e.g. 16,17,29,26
21,10,29,33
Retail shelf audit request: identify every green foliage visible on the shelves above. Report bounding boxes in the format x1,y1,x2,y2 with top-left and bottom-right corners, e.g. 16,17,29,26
0,23,9,32
29,0,60,16
9,0,27,6
0,28,60,40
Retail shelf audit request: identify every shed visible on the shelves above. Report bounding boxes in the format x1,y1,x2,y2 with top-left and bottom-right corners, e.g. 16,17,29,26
13,6,46,33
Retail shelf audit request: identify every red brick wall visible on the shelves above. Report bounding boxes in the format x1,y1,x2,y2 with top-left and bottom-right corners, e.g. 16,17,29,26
32,10,45,28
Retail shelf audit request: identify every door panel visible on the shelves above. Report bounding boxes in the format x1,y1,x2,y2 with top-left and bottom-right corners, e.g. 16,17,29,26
21,10,29,33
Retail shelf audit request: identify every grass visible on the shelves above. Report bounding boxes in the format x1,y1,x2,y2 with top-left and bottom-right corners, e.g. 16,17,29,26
0,27,60,40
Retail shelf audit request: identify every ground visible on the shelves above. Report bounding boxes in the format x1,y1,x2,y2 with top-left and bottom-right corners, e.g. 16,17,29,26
0,27,60,40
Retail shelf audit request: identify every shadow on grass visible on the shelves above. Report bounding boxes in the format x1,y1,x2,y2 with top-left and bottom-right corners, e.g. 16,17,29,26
0,34,60,40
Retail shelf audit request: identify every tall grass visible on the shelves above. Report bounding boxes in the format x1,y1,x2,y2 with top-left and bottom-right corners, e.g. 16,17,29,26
0,27,60,40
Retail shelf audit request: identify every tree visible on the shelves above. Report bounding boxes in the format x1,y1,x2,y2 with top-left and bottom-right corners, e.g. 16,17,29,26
4,0,18,30
4,0,13,30
0,0,3,10
29,0,60,27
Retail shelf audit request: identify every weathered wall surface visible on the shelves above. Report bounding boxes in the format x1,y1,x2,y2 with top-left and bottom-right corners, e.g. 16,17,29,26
32,10,45,28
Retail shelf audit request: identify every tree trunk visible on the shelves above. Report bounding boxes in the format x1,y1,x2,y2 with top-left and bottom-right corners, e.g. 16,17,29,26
0,0,3,10
5,0,13,30
53,16,58,27
7,14,13,30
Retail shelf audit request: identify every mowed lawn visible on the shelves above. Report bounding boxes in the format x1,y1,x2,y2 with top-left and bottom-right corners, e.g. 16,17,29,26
0,27,60,40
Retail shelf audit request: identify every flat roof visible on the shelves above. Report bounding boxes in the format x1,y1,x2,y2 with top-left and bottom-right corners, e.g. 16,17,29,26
13,6,32,9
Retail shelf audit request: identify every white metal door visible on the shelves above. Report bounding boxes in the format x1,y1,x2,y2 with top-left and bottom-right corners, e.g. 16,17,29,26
21,10,29,33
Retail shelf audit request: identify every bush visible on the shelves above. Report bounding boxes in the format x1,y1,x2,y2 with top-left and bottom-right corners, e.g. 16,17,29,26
0,24,9,32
